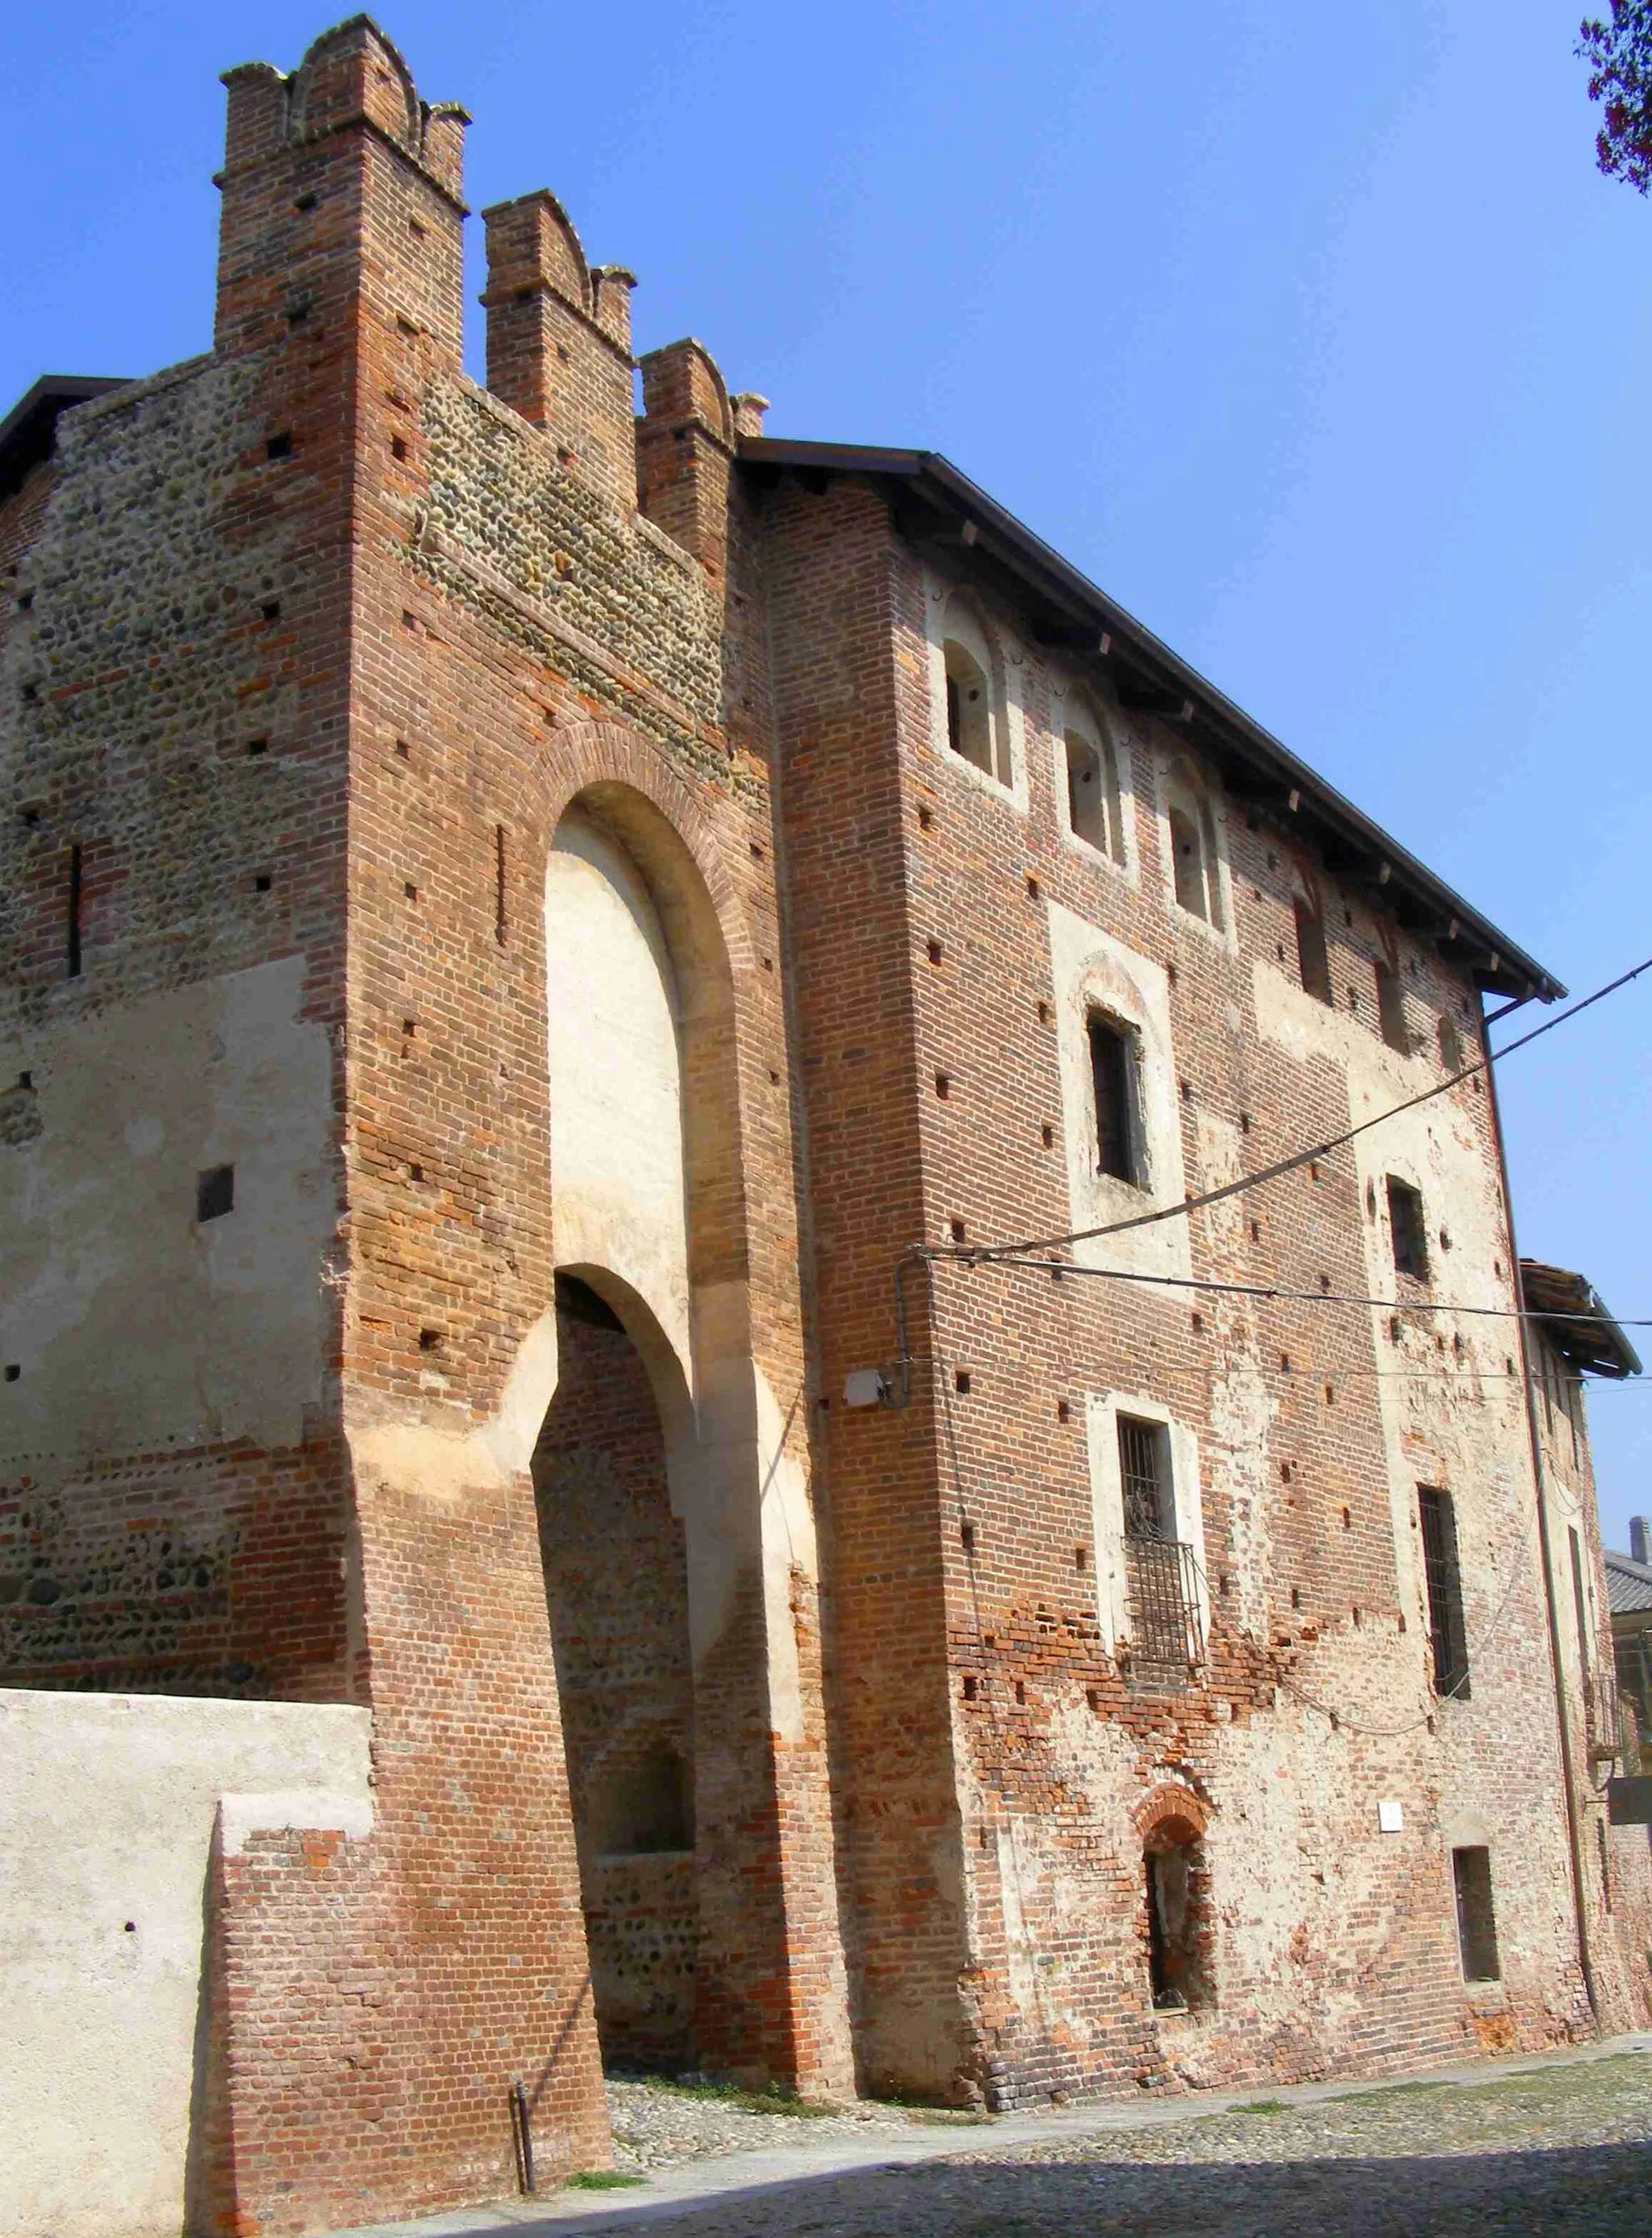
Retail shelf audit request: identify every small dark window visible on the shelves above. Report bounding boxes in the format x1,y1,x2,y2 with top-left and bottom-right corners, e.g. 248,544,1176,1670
265,433,293,461
1387,1177,1429,1279
596,1743,693,1857
1293,898,1333,1004
943,638,995,776
1376,961,1410,1054
65,841,83,979
1088,1014,1141,1185
1144,1835,1210,2010
1117,1413,1172,1539
1452,1846,1500,1981
196,1164,235,1222
1419,1487,1470,1698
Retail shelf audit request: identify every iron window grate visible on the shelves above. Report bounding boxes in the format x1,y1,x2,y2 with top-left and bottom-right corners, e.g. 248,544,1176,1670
1419,1486,1471,1699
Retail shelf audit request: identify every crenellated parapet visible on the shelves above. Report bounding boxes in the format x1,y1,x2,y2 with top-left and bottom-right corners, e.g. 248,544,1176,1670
215,15,469,362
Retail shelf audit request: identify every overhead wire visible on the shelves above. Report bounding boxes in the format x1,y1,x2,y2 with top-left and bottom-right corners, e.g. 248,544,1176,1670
941,951,1652,1264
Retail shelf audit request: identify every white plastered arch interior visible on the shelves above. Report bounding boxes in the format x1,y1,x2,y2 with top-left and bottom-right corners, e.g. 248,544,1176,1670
541,789,816,1736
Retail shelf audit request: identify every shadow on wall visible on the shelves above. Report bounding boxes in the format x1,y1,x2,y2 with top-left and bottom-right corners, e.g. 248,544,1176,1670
573,2138,1651,2236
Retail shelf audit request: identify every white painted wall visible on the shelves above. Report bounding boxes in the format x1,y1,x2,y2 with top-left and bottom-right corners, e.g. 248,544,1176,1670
0,1689,372,2238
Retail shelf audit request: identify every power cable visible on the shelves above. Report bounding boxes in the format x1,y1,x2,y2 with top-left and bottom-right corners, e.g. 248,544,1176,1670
951,952,1652,1263
945,1253,1652,1331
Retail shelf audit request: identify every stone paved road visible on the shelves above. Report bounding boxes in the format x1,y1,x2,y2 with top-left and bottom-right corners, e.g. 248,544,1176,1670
572,2048,1652,2237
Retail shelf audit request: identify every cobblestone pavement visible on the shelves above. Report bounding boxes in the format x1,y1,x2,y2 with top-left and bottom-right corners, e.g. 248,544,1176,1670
603,2076,986,2172
579,2047,1652,2236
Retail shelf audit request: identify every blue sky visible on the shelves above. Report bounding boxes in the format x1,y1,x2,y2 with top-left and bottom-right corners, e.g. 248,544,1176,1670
5,3,1649,1541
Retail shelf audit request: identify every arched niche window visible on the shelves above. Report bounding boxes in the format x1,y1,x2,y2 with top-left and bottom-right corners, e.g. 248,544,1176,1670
1143,1813,1213,2011
1062,701,1126,863
1163,762,1223,929
941,598,1010,786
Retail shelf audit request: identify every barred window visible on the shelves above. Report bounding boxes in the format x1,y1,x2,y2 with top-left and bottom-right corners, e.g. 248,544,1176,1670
1419,1486,1470,1699
1117,1413,1172,1540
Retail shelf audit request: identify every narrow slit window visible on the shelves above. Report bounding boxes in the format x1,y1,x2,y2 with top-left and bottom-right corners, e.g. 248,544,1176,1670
1376,961,1410,1054
1293,898,1332,1004
494,823,508,946
1419,1486,1470,1698
1168,808,1208,920
1451,1846,1500,1981
1387,1177,1429,1280
1088,1014,1141,1185
66,841,82,979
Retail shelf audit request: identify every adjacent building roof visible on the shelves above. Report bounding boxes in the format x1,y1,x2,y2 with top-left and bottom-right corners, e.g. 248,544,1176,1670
1521,1259,1642,1380
0,375,131,504
740,436,1564,1006
1606,1546,1652,1618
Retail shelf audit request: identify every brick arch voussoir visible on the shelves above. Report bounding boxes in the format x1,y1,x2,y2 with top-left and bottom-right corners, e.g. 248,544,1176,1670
527,720,755,975
1135,1781,1212,1848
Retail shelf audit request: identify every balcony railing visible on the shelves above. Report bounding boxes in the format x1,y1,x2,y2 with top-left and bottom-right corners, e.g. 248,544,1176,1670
1124,1534,1205,1690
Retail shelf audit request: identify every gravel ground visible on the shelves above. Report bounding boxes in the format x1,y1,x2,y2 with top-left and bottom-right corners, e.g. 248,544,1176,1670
589,2048,1652,2235
603,2076,984,2172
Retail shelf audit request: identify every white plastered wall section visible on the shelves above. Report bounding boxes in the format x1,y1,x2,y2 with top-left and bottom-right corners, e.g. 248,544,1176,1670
540,812,820,1744
0,956,335,1463
0,1689,372,2238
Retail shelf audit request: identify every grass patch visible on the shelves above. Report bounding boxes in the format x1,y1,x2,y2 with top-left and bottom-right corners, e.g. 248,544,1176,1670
565,2169,649,2190
1237,2098,1288,2115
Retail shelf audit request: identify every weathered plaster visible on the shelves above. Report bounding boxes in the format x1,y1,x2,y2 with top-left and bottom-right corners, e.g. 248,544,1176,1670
0,1689,371,2238
0,958,333,1462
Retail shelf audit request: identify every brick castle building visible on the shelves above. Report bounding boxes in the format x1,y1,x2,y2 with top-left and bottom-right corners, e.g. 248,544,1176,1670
2,19,1648,2236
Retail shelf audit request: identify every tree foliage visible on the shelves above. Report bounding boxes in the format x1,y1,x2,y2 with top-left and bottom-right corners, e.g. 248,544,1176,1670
1580,3,1652,192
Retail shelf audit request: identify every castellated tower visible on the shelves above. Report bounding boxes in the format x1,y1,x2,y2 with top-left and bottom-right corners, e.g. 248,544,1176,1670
1,18,849,2232
3,16,1649,2238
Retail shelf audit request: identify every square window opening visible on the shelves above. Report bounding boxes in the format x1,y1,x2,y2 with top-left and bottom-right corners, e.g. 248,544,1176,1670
196,1164,235,1223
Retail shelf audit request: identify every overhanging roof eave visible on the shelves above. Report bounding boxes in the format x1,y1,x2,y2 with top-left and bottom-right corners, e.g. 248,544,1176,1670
739,435,1563,1004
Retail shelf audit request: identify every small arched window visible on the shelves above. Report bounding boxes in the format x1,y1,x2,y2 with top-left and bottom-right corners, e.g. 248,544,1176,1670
1163,764,1222,929
1144,1820,1212,2010
941,599,1009,785
1062,702,1125,862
